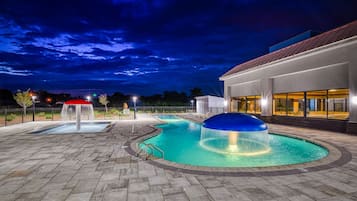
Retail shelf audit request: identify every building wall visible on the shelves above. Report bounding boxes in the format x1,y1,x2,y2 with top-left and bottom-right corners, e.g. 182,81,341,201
196,96,225,114
222,36,357,127
196,98,208,114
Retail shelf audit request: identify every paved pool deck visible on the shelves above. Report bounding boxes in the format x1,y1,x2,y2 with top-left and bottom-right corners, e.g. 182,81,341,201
0,114,357,201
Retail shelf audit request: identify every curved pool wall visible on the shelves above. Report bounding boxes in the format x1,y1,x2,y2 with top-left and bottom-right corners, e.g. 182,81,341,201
141,115,329,168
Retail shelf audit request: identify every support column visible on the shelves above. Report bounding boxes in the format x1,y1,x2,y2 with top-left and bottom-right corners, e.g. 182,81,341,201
348,67,357,123
225,86,231,112
76,105,81,131
347,44,357,134
261,78,273,116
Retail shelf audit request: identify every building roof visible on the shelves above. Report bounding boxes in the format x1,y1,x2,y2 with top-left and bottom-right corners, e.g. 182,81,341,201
221,20,357,78
195,95,224,100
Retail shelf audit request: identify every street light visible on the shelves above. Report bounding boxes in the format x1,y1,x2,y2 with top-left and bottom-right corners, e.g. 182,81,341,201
190,99,194,112
86,96,91,101
31,95,37,121
133,96,137,120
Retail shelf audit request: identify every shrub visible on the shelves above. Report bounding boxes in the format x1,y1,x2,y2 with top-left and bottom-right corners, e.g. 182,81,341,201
38,112,46,117
109,108,120,115
6,113,16,121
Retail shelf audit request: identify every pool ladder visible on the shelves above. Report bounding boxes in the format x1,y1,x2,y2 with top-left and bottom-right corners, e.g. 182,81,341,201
137,143,165,160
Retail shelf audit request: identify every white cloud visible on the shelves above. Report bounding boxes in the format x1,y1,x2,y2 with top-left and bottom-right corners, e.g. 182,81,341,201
148,55,179,61
31,33,134,60
114,67,158,76
0,66,33,76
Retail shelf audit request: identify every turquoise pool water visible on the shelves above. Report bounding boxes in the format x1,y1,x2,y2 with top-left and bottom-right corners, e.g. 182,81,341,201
140,115,328,167
33,122,110,134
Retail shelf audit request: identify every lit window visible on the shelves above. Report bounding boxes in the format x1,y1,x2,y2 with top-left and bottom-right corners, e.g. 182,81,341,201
238,97,247,113
328,89,349,120
273,94,287,116
287,92,304,117
307,90,327,118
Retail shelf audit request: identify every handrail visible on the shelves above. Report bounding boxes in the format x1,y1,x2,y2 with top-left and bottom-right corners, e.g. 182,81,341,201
148,144,165,159
137,142,164,159
137,143,153,160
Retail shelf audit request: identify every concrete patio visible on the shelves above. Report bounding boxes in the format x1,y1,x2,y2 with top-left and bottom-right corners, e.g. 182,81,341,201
0,114,357,201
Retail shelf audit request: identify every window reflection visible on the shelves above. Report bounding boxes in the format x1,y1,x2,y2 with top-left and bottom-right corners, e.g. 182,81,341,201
237,97,247,113
287,92,304,117
307,90,327,118
328,89,349,120
273,94,287,116
230,96,261,114
272,89,349,120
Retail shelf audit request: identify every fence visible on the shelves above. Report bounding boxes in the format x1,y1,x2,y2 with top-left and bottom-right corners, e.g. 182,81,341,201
0,106,195,127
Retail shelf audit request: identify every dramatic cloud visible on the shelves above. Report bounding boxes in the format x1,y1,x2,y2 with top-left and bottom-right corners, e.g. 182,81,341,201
0,0,356,95
0,65,32,76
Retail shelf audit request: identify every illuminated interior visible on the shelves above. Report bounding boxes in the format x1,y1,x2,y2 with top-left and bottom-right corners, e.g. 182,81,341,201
231,95,261,114
232,89,349,120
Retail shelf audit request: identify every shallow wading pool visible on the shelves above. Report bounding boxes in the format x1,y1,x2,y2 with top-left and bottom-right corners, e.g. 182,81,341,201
32,122,111,134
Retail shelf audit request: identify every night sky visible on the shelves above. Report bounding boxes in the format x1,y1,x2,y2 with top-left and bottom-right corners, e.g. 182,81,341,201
0,0,356,96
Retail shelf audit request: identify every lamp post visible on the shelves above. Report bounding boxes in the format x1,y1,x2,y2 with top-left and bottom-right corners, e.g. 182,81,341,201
31,95,37,121
190,100,194,112
133,96,137,120
86,96,91,102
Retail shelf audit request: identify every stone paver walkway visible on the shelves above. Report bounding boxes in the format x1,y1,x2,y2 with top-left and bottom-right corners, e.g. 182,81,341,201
0,114,357,201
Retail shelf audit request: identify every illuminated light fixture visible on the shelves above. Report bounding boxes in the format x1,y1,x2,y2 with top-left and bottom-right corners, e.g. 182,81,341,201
31,95,37,101
352,96,357,105
223,100,228,107
86,96,91,101
329,89,337,92
261,98,268,107
190,99,194,112
133,96,138,102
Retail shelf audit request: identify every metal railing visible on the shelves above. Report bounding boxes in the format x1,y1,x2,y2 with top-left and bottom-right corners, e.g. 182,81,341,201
0,106,195,127
137,142,165,160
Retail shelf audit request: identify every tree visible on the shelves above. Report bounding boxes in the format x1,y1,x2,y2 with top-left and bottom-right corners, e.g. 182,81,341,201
13,89,33,116
0,89,16,106
99,94,109,113
190,87,203,98
109,92,128,106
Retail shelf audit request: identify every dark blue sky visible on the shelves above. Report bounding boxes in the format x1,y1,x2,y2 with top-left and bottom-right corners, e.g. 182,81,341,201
0,0,356,96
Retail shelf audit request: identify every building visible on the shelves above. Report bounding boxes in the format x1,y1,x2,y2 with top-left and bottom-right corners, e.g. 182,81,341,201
195,95,225,115
220,21,357,134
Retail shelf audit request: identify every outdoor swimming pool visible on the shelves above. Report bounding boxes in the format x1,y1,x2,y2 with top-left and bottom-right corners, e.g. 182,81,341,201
140,115,328,167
